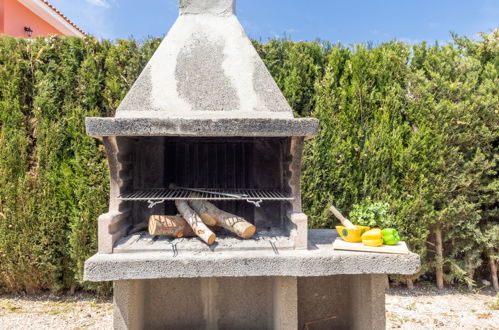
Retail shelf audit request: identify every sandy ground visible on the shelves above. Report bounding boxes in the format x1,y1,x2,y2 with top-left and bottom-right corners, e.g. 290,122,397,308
0,287,497,329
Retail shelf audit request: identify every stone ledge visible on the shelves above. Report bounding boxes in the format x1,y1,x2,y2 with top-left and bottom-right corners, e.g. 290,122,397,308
84,230,420,281
85,117,319,138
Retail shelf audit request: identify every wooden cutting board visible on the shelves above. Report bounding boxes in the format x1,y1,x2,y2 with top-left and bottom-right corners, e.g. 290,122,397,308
333,238,409,255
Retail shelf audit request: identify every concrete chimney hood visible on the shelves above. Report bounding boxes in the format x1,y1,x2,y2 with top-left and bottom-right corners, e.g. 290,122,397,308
86,0,318,137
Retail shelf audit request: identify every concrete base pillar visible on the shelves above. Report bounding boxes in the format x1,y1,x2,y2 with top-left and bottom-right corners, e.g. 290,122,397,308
113,280,145,330
298,274,386,330
273,277,298,330
112,274,385,330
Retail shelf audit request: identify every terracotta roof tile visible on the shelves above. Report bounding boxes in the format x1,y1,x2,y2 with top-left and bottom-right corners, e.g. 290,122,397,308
40,0,86,36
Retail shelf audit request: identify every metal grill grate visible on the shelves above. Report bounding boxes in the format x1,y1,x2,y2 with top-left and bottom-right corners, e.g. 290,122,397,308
118,188,293,208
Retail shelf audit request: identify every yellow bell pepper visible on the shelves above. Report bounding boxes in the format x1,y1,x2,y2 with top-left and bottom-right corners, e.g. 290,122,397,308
361,229,383,247
362,239,384,247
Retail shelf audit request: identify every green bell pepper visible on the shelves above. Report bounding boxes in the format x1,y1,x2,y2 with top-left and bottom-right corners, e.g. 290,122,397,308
381,228,400,245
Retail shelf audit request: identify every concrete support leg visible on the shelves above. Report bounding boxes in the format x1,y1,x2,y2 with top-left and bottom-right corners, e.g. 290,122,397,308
113,280,145,330
349,274,386,330
298,274,386,330
273,277,298,330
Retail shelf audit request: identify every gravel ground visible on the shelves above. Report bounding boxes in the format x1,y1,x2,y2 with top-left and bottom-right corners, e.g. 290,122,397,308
0,293,112,330
0,286,497,329
386,286,498,329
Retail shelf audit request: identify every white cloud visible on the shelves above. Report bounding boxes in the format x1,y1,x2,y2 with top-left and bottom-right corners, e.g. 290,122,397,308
86,0,111,8
83,0,119,38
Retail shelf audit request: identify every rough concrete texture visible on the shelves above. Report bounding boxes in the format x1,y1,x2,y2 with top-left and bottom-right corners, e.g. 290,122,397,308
289,213,308,250
113,280,145,330
112,274,386,330
111,3,295,120
286,137,305,213
175,35,239,112
84,230,420,282
85,117,319,137
101,136,134,212
113,229,295,253
97,136,134,253
298,274,386,330
98,211,131,254
273,277,299,329
179,0,235,16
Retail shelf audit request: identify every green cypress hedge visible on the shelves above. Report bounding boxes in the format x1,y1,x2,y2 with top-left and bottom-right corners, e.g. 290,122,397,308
302,32,498,286
0,36,161,293
0,31,497,293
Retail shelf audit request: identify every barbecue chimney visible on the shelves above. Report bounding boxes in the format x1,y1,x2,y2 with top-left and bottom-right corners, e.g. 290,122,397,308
86,0,319,253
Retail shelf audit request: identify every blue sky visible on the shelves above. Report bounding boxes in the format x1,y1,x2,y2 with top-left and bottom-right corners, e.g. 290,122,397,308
50,0,498,44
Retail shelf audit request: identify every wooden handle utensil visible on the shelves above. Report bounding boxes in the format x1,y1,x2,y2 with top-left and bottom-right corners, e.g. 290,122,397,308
329,205,357,229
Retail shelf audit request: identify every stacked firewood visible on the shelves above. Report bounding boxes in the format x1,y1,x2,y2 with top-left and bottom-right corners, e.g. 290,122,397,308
148,200,256,245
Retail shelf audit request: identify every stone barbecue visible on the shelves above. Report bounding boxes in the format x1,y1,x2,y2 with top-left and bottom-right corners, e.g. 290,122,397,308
84,1,420,329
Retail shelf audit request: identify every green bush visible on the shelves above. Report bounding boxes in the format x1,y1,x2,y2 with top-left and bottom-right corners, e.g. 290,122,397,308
0,31,496,293
348,199,393,228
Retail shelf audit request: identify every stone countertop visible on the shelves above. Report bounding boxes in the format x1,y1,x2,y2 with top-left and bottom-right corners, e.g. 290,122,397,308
84,230,420,282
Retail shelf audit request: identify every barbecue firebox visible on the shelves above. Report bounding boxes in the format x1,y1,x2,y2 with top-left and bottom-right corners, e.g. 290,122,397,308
84,1,419,329
90,135,312,253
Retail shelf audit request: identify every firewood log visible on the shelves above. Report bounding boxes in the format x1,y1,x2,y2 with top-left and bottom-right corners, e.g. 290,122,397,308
188,200,256,239
186,200,218,226
175,200,216,245
147,215,219,237
148,215,195,237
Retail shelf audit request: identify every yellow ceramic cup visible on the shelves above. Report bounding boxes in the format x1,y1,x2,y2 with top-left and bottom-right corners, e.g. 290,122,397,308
336,225,371,243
